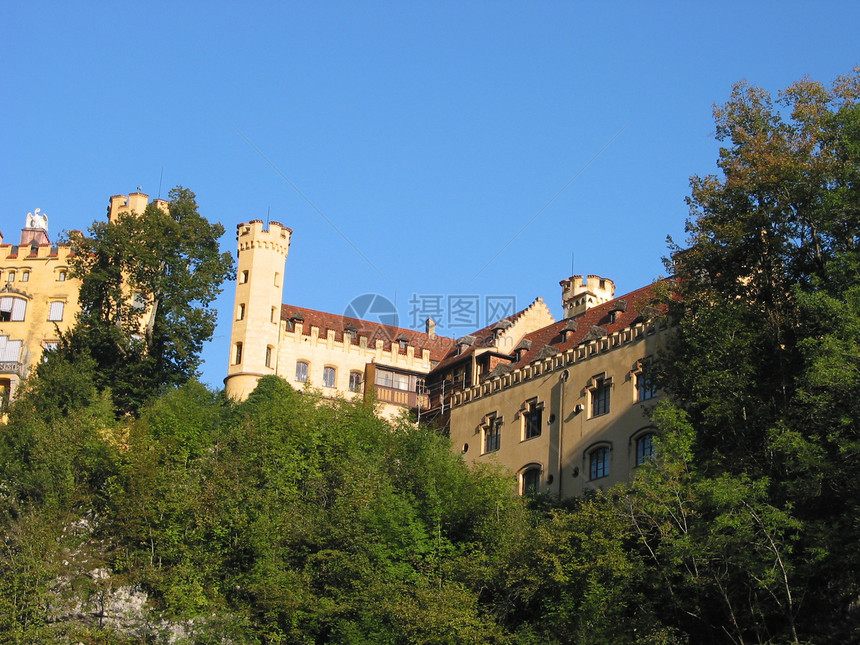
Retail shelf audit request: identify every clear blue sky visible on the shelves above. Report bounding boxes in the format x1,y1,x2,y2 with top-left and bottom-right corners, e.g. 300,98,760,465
4,2,858,389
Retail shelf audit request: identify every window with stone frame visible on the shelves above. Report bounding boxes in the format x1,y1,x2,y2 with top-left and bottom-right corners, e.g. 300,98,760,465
323,366,336,388
635,357,658,402
589,445,610,480
48,301,65,321
588,374,611,417
481,413,502,454
522,398,543,439
349,371,362,392
521,466,541,496
295,360,309,383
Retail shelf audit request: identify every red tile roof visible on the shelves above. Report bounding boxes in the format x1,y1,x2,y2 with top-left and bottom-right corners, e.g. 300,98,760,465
281,303,455,362
508,282,666,369
426,282,667,380
430,301,542,373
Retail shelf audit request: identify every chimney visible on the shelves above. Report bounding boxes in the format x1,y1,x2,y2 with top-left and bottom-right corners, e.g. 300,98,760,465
425,317,436,339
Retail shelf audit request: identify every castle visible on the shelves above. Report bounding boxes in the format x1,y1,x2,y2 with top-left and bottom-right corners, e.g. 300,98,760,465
0,193,165,405
226,219,669,497
1,192,668,497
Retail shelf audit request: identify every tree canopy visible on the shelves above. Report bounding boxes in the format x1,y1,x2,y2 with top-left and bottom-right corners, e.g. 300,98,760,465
661,68,860,642
59,186,234,414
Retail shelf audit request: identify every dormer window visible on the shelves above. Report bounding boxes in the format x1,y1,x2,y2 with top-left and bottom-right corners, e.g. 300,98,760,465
396,333,409,352
560,319,578,342
345,323,357,343
513,338,532,362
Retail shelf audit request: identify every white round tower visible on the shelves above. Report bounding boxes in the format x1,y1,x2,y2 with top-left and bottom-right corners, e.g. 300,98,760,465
224,219,291,400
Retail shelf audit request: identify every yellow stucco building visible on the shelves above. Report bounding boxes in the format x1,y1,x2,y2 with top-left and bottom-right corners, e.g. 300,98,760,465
0,192,165,405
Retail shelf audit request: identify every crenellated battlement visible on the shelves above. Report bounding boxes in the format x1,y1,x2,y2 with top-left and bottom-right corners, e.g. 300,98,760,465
560,274,615,318
107,192,168,223
236,220,292,255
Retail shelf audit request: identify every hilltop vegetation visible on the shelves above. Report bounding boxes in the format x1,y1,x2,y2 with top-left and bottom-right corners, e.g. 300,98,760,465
1,70,859,643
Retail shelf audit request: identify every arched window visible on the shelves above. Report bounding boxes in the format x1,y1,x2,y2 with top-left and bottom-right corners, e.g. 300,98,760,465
0,297,26,322
520,465,541,496
265,345,273,368
349,371,362,392
634,431,656,466
295,361,309,383
57,269,67,282
323,366,336,388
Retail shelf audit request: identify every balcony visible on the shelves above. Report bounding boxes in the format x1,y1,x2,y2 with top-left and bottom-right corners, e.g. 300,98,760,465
0,361,24,377
373,385,429,410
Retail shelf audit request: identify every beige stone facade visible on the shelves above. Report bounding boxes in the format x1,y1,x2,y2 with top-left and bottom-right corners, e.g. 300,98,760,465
0,192,164,404
224,216,669,498
224,220,454,418
444,287,668,497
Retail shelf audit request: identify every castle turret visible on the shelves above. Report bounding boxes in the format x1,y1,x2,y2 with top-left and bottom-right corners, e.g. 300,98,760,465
107,191,169,222
224,219,292,400
560,274,615,318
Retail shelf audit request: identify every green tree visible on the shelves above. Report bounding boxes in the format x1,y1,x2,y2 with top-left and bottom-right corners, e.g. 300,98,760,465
663,69,860,641
63,186,234,414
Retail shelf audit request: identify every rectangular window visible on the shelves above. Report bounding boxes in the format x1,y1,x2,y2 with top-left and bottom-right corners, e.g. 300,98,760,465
7,272,15,283
48,301,65,321
590,447,609,480
233,342,243,365
57,270,66,282
591,377,611,417
349,371,362,392
323,366,336,388
265,346,273,368
21,271,29,282
375,370,410,391
295,361,308,383
524,408,542,439
637,360,658,401
42,342,59,362
0,337,22,362
484,420,501,453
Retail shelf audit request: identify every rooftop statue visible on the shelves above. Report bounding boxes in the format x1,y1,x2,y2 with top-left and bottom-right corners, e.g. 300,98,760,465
26,208,48,231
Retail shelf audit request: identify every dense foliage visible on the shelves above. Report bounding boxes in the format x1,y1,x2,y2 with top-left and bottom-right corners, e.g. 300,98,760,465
60,186,234,414
2,70,859,644
661,68,860,643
